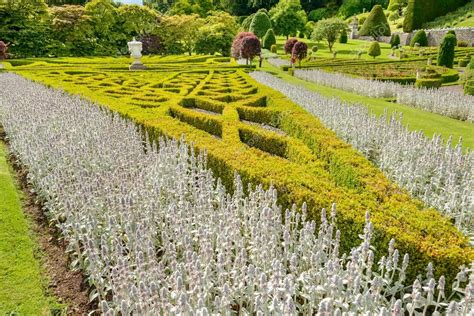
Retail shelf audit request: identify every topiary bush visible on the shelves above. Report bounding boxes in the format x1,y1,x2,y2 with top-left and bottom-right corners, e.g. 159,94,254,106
410,30,428,47
262,28,276,50
284,38,298,54
415,78,442,89
390,34,401,48
292,41,308,66
457,40,468,47
339,30,348,43
270,44,277,53
249,11,272,39
312,45,318,53
368,41,381,59
359,5,391,39
437,33,456,68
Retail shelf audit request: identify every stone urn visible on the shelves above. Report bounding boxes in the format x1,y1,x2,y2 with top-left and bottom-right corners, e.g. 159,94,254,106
349,16,359,39
127,37,146,70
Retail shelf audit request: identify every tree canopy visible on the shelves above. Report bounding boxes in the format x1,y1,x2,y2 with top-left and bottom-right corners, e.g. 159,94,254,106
270,0,307,39
311,17,347,52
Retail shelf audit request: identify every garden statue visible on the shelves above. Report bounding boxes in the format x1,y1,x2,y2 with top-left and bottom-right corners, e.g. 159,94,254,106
127,37,146,70
349,17,359,39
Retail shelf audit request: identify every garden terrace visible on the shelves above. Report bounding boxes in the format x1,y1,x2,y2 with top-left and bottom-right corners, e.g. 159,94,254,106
7,56,474,285
286,54,473,84
2,74,474,314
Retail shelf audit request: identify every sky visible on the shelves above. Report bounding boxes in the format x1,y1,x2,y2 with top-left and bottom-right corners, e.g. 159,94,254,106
116,0,143,4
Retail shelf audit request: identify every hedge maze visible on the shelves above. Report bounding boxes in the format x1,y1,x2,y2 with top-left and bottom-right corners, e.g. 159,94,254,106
10,56,473,285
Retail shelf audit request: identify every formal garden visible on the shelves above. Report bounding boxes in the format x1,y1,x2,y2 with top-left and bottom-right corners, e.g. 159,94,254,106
0,0,473,314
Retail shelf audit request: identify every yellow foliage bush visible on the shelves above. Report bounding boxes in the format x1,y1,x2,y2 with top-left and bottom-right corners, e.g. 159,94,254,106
12,55,473,285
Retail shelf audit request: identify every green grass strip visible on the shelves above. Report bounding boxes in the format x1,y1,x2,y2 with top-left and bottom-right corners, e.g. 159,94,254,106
0,142,50,315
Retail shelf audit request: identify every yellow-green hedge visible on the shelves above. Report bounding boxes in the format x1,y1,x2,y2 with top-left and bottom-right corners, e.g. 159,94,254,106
13,58,473,286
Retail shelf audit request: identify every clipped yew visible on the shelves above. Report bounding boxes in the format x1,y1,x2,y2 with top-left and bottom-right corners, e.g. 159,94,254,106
359,5,391,39
262,28,276,50
410,30,428,47
249,11,272,39
390,34,401,48
368,41,381,59
437,34,456,68
339,29,348,43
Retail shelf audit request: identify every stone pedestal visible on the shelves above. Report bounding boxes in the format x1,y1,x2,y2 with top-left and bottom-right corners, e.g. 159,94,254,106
349,17,359,39
127,37,146,71
129,61,146,70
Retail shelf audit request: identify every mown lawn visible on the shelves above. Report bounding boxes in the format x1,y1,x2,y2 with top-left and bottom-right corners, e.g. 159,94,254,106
0,142,50,315
262,61,474,150
275,37,394,60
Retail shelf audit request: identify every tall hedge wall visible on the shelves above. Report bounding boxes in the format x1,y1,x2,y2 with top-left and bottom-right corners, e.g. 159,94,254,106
403,0,469,32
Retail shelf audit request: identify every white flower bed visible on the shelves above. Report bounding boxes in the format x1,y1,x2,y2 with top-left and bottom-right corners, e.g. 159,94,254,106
268,57,291,68
296,68,400,98
0,73,473,315
249,71,473,238
294,68,474,121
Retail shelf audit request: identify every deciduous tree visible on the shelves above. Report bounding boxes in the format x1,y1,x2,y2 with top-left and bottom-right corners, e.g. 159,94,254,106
311,18,347,52
292,40,308,66
284,37,298,54
270,0,307,39
160,14,204,56
240,34,261,65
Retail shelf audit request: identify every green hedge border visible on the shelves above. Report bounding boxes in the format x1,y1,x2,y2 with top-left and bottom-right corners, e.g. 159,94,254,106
14,61,474,288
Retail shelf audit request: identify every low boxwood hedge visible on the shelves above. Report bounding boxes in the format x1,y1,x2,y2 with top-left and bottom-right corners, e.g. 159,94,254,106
14,57,473,287
415,78,442,89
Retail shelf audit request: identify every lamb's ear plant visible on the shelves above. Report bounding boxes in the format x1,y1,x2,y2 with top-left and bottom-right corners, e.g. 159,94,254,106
250,71,473,239
289,65,473,121
0,73,473,314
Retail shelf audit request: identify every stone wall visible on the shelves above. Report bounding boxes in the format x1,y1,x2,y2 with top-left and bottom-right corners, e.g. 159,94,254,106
356,27,474,46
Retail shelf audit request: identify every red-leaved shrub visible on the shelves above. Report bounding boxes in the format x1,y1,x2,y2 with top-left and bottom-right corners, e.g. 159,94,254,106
241,35,261,65
292,41,308,66
231,32,254,59
284,38,298,54
0,41,8,60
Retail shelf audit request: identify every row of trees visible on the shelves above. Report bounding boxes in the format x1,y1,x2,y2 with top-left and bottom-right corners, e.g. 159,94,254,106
0,0,238,57
43,0,392,22
242,1,309,40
